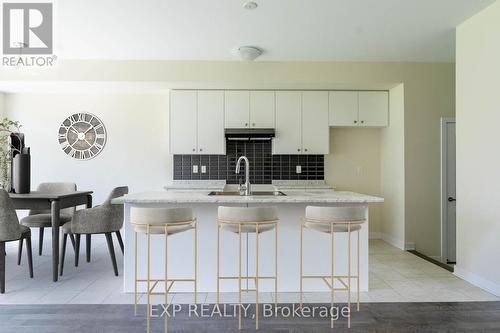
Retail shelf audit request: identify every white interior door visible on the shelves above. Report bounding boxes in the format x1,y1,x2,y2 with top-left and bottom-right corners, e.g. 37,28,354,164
441,118,456,263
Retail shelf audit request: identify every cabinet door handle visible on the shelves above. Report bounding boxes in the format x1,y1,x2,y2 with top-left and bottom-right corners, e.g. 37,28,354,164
245,123,248,127
297,148,301,152
192,148,196,152
199,148,203,152
304,148,308,152
252,123,256,127
361,120,365,124
354,120,358,124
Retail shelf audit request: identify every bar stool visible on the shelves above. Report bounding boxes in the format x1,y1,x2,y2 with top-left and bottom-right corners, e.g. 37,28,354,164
217,206,279,330
131,207,197,333
300,206,366,328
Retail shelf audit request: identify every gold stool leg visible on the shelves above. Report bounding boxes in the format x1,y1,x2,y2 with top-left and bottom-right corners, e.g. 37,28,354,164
164,225,169,333
357,229,360,311
347,224,351,329
146,225,151,333
299,221,303,308
255,224,260,330
194,220,198,304
274,221,278,307
330,223,334,329
238,224,242,330
216,222,220,305
134,231,138,316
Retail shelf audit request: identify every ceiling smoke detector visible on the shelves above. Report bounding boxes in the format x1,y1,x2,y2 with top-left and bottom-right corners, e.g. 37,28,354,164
243,1,258,10
234,46,262,62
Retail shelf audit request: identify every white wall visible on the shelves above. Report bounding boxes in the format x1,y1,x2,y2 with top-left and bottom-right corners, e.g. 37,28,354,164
455,0,500,295
4,93,170,204
380,84,406,249
325,128,382,237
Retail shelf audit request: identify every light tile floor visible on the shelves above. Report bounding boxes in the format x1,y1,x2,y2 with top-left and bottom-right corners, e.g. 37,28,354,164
1,237,498,304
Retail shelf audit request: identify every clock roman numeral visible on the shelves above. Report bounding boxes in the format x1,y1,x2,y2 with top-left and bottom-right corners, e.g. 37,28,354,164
77,113,85,122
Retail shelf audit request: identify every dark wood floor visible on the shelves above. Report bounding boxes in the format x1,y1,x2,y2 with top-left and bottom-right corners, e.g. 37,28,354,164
1,302,500,332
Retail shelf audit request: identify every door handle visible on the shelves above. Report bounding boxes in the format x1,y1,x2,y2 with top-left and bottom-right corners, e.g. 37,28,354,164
448,197,456,202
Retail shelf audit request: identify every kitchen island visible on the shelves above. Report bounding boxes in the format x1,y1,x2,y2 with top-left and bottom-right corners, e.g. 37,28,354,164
113,189,383,293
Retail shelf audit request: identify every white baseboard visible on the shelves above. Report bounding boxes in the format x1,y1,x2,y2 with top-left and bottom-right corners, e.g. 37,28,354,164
369,231,382,239
381,233,405,250
454,266,500,297
404,241,416,251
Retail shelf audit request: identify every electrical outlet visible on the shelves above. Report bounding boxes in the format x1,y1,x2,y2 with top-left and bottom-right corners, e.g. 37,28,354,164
201,165,207,174
296,165,302,174
192,165,198,174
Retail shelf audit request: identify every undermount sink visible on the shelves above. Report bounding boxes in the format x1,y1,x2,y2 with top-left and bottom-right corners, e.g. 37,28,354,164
208,191,286,196
209,185,286,196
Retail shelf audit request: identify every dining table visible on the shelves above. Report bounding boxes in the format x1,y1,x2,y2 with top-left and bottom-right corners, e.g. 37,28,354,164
9,191,93,282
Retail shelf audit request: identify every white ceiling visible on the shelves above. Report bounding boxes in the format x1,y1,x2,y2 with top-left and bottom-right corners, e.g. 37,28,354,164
22,0,500,61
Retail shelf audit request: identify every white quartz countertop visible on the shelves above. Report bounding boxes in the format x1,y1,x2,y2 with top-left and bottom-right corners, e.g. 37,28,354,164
112,189,383,205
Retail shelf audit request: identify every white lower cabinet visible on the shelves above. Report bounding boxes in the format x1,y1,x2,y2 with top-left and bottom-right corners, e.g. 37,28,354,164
170,90,225,154
273,91,329,155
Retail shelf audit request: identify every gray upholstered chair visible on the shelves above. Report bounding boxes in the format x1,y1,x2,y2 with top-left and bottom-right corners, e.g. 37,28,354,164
0,189,33,294
60,186,128,276
19,182,77,259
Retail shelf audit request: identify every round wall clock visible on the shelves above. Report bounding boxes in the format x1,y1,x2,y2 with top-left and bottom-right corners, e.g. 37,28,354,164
58,112,106,160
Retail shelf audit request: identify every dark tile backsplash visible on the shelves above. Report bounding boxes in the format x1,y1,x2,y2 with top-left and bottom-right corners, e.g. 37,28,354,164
173,140,324,184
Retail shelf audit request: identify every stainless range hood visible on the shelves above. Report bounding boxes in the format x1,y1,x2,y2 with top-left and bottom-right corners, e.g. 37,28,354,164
225,128,275,141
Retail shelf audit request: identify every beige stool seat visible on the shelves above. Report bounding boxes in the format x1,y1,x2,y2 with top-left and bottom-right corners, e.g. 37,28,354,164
134,224,194,235
304,222,362,233
218,206,278,233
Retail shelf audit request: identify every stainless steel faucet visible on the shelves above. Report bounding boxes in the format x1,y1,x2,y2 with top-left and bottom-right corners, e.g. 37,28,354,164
235,155,251,196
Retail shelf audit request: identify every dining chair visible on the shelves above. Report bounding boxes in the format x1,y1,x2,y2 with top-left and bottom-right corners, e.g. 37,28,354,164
60,186,128,276
18,182,77,262
0,189,33,293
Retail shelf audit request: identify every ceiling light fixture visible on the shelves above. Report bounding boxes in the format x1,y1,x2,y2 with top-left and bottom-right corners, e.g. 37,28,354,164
234,46,262,62
243,1,258,10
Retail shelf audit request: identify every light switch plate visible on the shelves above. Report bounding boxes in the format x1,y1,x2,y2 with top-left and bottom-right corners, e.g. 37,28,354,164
296,165,302,174
201,165,207,174
193,165,198,173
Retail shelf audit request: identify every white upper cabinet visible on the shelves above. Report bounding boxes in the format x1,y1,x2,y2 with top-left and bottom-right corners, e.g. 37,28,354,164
249,91,275,128
197,91,225,154
170,90,225,155
170,90,198,154
274,91,302,154
329,91,359,126
329,91,388,127
274,91,329,155
225,91,250,128
302,91,329,154
358,91,389,127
